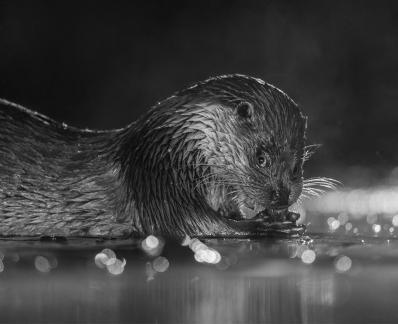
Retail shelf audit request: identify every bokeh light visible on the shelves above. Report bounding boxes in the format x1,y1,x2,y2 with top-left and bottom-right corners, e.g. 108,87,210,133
152,256,170,273
145,235,159,249
181,235,191,246
141,235,164,257
184,237,222,265
107,258,126,275
301,250,316,264
95,253,109,269
189,238,207,253
94,249,126,275
101,249,117,266
372,224,381,234
193,247,222,264
345,222,353,231
392,215,398,227
306,187,398,217
35,256,51,273
327,217,340,231
334,255,352,273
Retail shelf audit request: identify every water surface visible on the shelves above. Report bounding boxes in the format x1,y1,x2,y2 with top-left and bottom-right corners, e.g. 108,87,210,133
0,222,397,324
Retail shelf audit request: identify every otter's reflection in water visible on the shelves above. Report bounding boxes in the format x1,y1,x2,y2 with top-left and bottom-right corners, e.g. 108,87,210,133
0,236,397,323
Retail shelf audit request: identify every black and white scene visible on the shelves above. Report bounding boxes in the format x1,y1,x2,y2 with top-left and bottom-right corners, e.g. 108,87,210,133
0,1,398,323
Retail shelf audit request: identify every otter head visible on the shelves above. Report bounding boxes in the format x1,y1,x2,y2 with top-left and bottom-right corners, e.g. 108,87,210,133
177,75,307,220
120,74,333,236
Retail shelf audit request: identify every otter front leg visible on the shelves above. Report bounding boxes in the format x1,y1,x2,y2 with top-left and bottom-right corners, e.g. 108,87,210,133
223,210,306,238
189,207,305,238
255,209,301,223
225,219,305,237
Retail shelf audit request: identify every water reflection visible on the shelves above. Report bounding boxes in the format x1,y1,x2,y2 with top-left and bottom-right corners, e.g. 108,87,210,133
0,235,397,323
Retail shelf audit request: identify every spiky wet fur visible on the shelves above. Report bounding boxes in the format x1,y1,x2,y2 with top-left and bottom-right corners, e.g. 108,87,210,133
0,74,335,238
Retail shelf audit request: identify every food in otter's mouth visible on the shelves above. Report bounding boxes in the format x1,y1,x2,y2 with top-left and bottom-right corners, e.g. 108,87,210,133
0,74,338,239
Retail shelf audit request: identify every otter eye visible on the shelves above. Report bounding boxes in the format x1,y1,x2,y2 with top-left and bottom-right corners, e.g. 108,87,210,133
257,152,270,168
236,102,253,119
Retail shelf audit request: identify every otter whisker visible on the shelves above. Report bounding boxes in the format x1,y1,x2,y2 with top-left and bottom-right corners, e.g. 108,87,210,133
303,177,341,189
299,176,340,202
303,144,322,162
302,187,326,196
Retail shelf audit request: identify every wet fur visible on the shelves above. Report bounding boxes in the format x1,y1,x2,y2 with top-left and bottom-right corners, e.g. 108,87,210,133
0,74,333,238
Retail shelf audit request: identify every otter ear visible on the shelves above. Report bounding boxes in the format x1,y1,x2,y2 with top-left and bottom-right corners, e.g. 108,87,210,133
236,102,254,119
303,144,321,162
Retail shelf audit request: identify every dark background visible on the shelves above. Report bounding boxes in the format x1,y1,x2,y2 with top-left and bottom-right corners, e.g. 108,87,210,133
1,0,397,185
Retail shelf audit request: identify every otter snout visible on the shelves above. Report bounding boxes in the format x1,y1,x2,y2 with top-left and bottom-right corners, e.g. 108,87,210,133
269,186,290,209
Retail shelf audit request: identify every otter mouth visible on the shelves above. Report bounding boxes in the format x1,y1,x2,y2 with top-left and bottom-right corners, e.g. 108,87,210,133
226,204,305,237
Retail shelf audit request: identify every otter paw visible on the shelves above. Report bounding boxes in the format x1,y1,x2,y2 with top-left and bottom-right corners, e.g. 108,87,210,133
258,222,306,237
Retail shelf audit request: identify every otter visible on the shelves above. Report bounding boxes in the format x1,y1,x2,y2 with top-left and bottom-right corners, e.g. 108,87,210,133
0,74,335,238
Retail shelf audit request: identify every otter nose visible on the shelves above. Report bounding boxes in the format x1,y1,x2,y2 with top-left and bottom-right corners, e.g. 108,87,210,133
270,187,290,207
278,188,290,205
